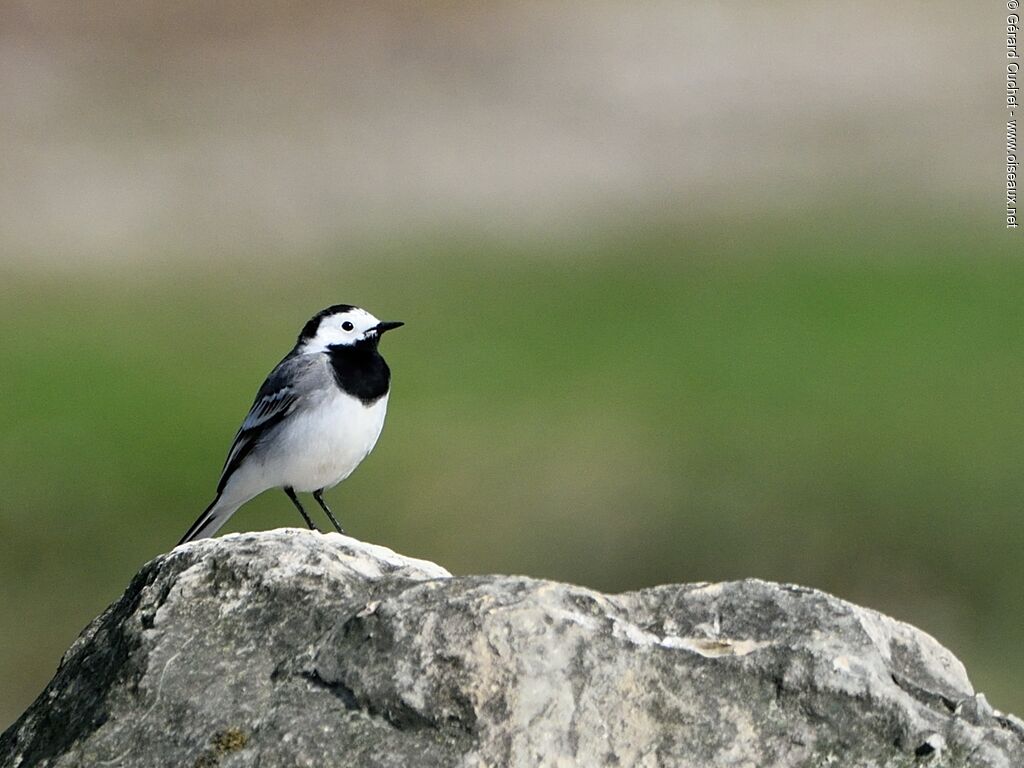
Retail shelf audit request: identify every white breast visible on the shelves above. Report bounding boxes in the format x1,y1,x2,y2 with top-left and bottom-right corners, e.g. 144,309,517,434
263,390,389,493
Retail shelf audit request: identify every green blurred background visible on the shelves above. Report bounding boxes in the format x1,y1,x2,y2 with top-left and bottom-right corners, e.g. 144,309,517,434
2,2,1020,728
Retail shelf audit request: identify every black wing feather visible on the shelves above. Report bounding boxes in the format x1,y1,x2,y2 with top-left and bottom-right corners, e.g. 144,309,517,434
215,359,303,493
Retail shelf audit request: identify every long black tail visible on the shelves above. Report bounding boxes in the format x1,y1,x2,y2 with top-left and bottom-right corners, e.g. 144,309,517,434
176,494,239,546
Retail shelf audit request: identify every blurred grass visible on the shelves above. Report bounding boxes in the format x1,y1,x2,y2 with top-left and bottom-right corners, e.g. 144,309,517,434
2,209,1023,727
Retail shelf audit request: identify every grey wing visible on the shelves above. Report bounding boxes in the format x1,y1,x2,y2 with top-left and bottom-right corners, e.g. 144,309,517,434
215,355,308,493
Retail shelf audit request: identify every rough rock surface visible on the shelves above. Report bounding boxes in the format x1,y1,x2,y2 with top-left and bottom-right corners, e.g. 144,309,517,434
2,530,1022,768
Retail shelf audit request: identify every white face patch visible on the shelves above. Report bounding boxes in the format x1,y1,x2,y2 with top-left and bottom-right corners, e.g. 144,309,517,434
301,308,382,353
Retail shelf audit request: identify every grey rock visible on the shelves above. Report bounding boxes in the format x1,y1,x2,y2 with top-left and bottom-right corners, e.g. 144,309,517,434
1,530,1021,768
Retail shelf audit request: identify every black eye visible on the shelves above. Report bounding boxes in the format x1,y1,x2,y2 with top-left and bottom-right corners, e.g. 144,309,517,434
342,321,354,331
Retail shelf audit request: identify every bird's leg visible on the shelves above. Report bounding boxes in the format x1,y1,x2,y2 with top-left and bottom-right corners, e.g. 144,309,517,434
284,487,319,531
313,489,346,535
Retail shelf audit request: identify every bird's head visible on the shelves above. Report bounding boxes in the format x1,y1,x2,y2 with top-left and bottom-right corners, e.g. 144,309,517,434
297,305,403,354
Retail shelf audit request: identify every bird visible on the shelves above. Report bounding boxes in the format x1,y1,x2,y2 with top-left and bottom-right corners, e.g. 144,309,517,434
177,304,403,545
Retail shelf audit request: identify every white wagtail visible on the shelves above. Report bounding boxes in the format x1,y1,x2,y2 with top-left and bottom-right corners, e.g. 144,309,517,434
177,305,403,545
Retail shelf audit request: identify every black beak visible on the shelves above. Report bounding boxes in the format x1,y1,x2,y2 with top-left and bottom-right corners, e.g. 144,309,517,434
373,321,404,334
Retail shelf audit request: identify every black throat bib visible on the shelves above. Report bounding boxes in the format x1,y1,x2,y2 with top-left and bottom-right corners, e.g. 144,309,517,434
326,340,391,405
